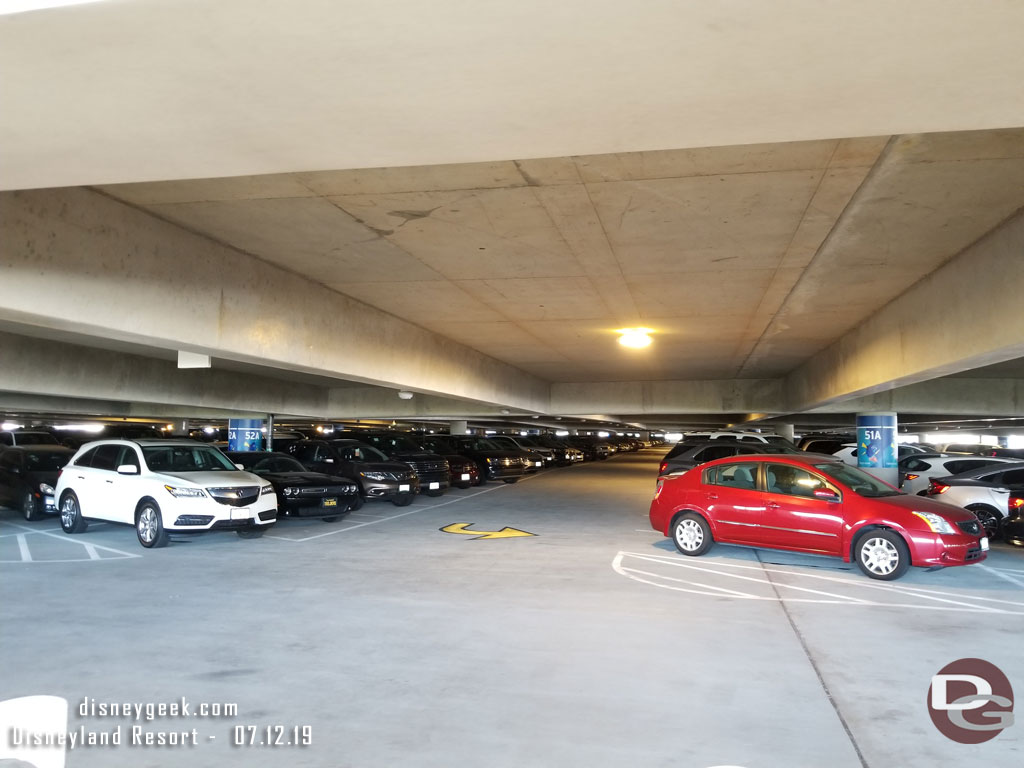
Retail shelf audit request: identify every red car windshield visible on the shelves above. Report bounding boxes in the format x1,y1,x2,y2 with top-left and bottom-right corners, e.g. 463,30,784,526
813,462,901,497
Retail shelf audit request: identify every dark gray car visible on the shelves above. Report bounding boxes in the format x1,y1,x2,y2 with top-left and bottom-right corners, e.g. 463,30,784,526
658,441,814,478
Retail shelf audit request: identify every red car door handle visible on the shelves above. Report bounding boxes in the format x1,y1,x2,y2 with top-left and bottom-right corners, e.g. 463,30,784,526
767,502,780,509
707,492,719,500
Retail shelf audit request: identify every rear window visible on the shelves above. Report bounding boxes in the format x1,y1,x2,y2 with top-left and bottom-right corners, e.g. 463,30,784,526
945,459,999,475
902,458,931,471
704,463,758,489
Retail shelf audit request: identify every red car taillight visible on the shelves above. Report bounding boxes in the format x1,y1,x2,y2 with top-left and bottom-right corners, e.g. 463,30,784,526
928,480,950,494
660,461,667,473
654,478,665,499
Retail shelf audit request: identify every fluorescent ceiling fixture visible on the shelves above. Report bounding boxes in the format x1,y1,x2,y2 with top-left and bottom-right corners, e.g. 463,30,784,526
555,430,569,436
1,0,108,15
1,422,25,431
52,423,104,432
616,327,653,349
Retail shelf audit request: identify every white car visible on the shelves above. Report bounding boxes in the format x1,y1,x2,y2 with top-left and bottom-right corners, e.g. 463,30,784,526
924,481,1011,539
899,454,1014,496
55,439,277,548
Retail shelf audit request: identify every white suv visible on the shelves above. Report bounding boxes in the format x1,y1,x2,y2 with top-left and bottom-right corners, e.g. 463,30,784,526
55,439,277,548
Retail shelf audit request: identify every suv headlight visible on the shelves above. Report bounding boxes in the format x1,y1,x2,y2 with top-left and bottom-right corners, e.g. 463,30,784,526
262,485,278,496
39,483,55,495
163,485,206,499
912,511,956,534
361,471,388,481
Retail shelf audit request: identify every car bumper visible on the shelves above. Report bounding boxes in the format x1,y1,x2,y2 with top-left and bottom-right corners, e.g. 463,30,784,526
485,464,525,480
167,500,278,531
362,479,416,499
908,531,988,567
1002,520,1024,546
281,495,359,517
416,475,450,493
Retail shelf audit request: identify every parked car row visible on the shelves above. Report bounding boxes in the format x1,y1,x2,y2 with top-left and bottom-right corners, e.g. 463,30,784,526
0,427,637,548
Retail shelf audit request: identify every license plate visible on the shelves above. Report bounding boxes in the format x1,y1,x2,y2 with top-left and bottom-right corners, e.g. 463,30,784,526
460,473,470,481
399,484,410,492
231,510,251,521
981,536,989,551
429,482,439,490
43,495,56,511
534,461,542,467
322,497,338,507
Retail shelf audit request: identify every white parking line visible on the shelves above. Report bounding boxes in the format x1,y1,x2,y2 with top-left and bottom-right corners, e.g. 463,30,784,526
612,551,1024,614
0,521,141,563
266,483,510,542
979,563,1024,589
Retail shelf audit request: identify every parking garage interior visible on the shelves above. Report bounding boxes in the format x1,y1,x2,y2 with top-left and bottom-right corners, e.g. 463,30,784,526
2,2,1024,767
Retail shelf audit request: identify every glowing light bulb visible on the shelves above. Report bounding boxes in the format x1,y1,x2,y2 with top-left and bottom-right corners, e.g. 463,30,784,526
616,328,653,348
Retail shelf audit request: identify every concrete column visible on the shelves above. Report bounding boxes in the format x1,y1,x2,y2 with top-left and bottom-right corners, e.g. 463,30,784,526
775,423,795,442
856,412,898,486
449,420,467,436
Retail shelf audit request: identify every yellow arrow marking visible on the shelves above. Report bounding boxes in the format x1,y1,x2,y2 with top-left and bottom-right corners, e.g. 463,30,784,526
440,522,536,540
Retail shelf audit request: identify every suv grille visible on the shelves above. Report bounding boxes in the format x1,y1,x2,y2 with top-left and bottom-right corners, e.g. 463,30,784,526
957,520,981,536
207,486,261,507
407,459,448,478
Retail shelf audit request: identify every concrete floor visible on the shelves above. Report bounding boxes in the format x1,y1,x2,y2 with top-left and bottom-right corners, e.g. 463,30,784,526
2,449,1023,768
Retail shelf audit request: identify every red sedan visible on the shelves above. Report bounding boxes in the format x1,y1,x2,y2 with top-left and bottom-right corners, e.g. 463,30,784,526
649,455,988,580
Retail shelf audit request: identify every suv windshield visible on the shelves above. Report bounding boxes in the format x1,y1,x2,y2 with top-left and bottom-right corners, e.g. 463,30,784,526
142,445,238,472
813,462,901,497
361,434,424,454
25,451,70,471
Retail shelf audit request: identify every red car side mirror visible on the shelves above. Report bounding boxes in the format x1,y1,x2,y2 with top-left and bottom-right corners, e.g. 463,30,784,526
813,488,840,501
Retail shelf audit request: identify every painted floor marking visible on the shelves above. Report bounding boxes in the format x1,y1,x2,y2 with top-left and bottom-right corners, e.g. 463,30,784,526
265,482,511,542
0,521,141,563
613,551,1024,614
978,563,1024,589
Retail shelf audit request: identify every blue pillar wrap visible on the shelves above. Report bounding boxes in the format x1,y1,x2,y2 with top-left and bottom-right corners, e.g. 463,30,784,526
228,419,265,451
856,412,898,486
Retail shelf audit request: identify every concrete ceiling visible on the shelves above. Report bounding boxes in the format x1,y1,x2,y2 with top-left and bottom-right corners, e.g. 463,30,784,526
2,1,1024,431
96,130,1024,386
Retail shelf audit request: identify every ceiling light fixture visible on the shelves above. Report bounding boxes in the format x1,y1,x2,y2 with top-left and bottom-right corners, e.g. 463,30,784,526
397,390,414,400
616,327,653,349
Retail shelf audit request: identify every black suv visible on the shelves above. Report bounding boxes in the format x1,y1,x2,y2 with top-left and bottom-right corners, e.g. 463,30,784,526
419,435,526,483
336,431,450,496
288,439,418,506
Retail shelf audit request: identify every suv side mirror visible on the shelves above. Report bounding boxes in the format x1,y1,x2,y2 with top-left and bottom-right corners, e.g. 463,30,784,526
116,464,140,475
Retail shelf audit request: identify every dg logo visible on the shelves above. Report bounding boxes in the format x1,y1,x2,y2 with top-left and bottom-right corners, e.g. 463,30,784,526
928,658,1015,744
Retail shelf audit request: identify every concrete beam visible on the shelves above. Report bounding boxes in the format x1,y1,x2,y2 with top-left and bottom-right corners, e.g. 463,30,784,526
0,187,550,412
0,331,331,418
549,379,782,416
811,378,1024,417
784,209,1024,412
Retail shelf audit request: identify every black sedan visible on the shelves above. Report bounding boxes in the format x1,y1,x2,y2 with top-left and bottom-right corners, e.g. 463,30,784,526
0,445,74,520
225,451,362,521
